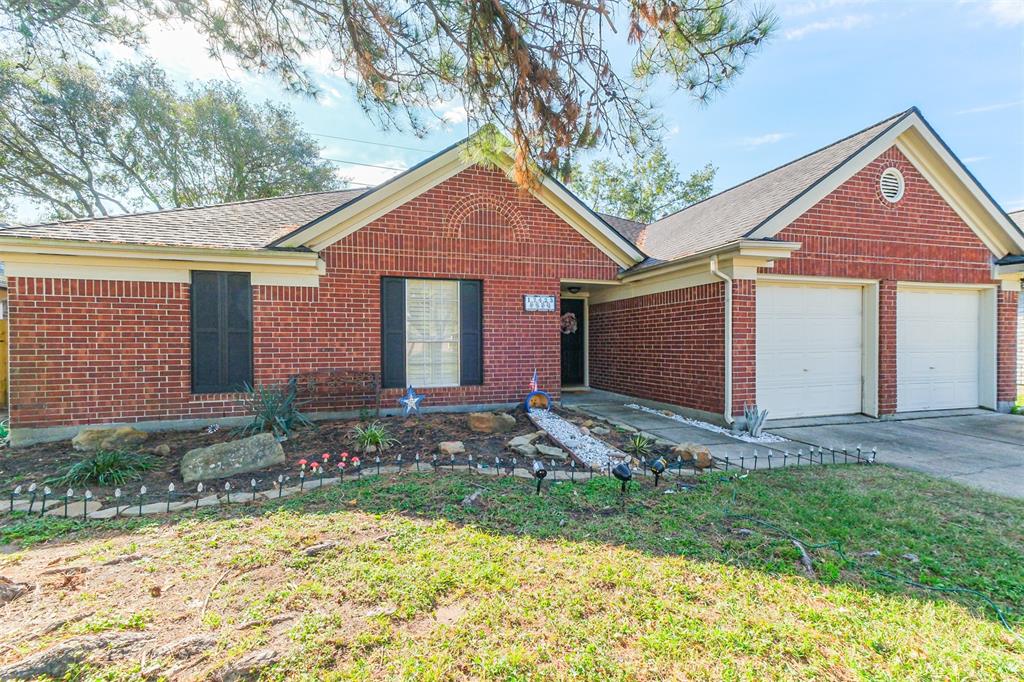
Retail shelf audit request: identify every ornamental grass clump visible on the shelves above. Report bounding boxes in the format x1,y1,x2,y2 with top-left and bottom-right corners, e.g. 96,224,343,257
48,450,156,487
237,381,313,437
351,421,400,452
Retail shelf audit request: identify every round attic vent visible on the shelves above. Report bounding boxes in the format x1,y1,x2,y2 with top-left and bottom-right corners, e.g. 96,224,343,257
879,167,905,203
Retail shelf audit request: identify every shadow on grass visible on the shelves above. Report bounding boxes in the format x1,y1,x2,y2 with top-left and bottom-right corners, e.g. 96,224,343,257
3,463,1023,630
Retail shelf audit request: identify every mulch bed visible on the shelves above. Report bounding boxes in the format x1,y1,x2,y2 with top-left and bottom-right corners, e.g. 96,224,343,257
0,408,605,505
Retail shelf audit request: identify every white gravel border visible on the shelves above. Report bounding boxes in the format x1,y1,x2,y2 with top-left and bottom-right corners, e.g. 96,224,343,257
529,410,626,469
624,403,786,444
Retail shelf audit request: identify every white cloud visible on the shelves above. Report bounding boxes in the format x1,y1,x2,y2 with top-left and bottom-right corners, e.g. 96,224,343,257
783,14,873,40
739,132,793,148
955,100,1023,115
964,0,1024,26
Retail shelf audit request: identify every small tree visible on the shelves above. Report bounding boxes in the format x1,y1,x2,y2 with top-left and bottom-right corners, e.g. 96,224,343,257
572,144,715,223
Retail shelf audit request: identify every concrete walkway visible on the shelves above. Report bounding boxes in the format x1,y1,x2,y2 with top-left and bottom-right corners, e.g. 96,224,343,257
562,390,1024,499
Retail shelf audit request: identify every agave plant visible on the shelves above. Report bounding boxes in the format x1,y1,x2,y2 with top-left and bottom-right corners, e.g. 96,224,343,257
743,404,769,437
237,380,313,438
625,433,654,459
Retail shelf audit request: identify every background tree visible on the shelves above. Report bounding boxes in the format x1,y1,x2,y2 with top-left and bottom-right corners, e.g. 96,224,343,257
572,144,715,223
0,0,776,185
0,59,338,220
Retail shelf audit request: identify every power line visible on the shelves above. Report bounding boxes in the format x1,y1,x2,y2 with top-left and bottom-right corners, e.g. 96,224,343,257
321,157,407,172
312,132,431,153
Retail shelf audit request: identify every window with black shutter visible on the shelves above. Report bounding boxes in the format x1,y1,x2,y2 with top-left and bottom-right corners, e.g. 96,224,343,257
381,277,483,389
191,271,253,393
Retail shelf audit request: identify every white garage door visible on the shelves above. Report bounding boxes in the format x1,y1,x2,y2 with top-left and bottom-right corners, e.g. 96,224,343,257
756,283,864,419
897,288,980,411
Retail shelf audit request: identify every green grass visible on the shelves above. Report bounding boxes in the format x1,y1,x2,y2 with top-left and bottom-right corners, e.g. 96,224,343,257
1,465,1022,680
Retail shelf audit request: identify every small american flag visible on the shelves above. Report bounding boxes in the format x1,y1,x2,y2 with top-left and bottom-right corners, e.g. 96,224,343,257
529,369,538,392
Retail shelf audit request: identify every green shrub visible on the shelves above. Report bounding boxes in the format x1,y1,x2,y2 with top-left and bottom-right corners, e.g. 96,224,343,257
48,450,156,487
238,381,313,437
0,418,8,441
351,421,400,451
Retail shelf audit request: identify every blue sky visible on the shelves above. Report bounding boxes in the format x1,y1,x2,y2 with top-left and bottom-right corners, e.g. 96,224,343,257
25,0,1024,222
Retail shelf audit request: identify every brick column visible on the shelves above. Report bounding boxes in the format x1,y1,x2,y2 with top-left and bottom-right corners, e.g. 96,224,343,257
731,279,757,417
877,280,898,415
997,288,1020,408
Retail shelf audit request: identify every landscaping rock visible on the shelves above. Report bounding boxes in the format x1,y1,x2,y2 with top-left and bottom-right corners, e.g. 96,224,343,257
673,443,713,469
535,444,568,460
151,443,172,457
0,576,29,605
467,412,517,434
510,444,538,457
461,489,486,509
216,648,279,682
152,634,219,661
591,426,610,436
45,500,102,518
0,632,152,680
72,426,150,452
507,433,543,449
180,433,285,483
438,441,466,456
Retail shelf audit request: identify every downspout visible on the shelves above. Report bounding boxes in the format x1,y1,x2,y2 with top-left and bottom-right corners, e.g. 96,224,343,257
710,256,734,425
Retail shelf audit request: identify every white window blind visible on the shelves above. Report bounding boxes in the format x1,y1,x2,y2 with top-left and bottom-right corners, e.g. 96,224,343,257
406,279,460,387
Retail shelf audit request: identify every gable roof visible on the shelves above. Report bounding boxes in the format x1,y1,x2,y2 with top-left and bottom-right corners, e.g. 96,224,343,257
634,108,1024,263
0,189,368,250
636,111,910,260
271,135,647,267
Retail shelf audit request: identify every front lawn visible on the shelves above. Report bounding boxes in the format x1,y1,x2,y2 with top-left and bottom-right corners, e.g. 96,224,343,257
1,465,1021,680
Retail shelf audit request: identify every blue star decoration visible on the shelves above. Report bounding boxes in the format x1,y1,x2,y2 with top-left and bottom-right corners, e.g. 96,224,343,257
398,386,424,417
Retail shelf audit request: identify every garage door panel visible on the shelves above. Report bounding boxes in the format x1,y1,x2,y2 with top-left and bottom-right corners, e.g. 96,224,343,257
896,288,980,412
756,283,864,419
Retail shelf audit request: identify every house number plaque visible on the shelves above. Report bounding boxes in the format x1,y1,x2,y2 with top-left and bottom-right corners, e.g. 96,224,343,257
523,294,556,312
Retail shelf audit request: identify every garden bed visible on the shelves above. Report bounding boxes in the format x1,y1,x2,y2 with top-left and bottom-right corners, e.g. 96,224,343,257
1,408,655,509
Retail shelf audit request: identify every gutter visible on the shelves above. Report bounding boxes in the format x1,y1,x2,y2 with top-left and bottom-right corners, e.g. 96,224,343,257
709,256,734,425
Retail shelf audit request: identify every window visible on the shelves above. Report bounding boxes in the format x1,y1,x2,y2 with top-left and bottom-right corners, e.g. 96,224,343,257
191,271,253,393
381,278,482,389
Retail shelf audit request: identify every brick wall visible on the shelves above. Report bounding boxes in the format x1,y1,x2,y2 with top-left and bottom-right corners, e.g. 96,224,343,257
589,282,726,415
1018,296,1024,401
9,165,621,430
589,144,1018,417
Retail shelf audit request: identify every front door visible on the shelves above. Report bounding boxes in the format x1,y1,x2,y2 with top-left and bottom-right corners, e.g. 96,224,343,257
560,298,585,386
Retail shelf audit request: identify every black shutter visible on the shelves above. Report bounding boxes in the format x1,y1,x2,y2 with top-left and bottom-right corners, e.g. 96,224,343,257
381,277,406,388
459,280,483,385
191,271,252,393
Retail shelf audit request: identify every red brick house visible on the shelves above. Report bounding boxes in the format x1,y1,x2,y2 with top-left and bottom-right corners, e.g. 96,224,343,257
1,107,1022,445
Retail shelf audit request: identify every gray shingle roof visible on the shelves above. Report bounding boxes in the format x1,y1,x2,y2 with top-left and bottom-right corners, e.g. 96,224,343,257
0,189,368,250
635,110,911,261
597,213,646,244
1009,210,1024,230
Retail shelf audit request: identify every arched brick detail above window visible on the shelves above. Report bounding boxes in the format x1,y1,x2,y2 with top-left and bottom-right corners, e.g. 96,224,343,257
443,193,529,242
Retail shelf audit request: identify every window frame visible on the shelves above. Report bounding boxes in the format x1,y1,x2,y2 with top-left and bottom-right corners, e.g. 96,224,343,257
404,278,462,388
190,270,254,394
380,276,483,389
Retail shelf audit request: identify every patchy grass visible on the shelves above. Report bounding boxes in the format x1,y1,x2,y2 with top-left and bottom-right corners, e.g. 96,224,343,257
1,465,1022,680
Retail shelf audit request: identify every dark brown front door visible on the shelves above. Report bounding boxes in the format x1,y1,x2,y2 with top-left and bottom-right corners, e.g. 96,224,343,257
560,298,585,386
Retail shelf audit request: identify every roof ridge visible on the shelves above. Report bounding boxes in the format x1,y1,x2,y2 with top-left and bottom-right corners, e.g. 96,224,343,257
644,108,914,229
5,187,370,231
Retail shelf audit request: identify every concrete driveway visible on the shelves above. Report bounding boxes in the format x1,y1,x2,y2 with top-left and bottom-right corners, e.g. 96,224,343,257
564,390,1024,499
772,414,1024,499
